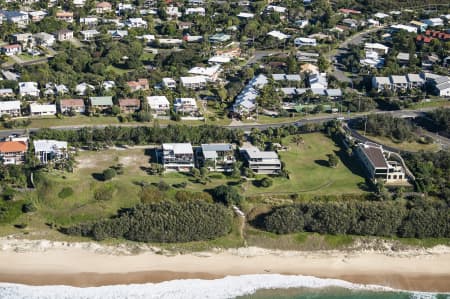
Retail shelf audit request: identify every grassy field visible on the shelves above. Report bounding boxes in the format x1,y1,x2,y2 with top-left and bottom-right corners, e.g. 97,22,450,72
244,133,367,196
30,115,121,128
358,131,440,152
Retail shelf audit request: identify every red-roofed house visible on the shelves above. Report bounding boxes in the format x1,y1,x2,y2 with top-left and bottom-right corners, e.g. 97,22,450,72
56,11,74,23
127,79,149,92
119,98,141,113
59,99,86,114
0,141,28,165
339,8,361,15
96,2,112,13
416,30,450,43
1,44,21,56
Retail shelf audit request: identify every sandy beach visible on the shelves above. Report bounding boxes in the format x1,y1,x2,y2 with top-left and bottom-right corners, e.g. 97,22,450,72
0,237,450,292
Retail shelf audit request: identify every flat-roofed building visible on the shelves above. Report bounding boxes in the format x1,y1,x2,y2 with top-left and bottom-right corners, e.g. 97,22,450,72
30,103,57,116
174,97,198,115
240,145,281,174
0,100,21,117
356,142,407,183
147,96,170,115
33,139,68,164
180,76,207,89
197,143,235,172
162,143,195,172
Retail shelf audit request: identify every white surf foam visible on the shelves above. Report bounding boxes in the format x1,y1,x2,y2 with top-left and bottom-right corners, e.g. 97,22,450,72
0,274,404,299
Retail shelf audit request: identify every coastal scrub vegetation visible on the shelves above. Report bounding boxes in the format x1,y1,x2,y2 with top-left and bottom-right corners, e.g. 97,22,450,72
62,200,233,243
262,200,450,239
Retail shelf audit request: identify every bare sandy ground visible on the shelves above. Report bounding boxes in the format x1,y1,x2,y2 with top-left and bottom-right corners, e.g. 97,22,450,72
0,237,449,291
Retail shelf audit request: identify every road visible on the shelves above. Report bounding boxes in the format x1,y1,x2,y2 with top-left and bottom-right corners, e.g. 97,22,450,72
246,50,283,65
327,26,386,84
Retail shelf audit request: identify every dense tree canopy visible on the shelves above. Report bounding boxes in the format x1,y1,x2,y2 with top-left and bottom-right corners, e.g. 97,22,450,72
63,200,233,242
263,200,450,238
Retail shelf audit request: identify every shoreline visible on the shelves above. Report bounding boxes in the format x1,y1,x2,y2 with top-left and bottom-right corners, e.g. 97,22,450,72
1,271,450,293
1,238,450,292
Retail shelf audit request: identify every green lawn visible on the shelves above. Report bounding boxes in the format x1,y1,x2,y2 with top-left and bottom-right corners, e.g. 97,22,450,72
245,133,367,196
30,115,121,128
358,131,440,152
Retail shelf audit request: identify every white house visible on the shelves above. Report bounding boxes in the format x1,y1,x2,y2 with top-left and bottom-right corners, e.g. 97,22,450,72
0,10,29,28
1,44,21,56
188,64,221,82
162,77,176,89
0,88,14,98
356,142,407,183
174,98,198,115
180,76,207,89
422,18,444,27
162,143,195,172
30,103,57,116
0,101,21,117
268,30,291,40
294,37,317,47
232,74,268,115
147,95,170,115
75,82,95,95
80,17,98,26
433,76,450,97
125,18,147,28
19,82,39,97
33,32,55,48
185,7,205,16
309,73,328,89
80,30,100,41
56,29,74,41
240,145,281,174
33,139,68,164
237,12,254,19
364,43,389,55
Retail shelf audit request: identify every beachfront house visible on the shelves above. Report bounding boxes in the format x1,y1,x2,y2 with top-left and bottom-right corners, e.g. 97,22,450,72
197,144,235,172
356,142,407,183
161,143,195,172
59,99,86,114
240,145,281,174
29,103,57,116
33,139,68,164
0,140,27,165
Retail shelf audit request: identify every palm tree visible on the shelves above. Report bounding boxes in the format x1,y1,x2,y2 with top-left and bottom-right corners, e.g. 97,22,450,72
291,135,304,147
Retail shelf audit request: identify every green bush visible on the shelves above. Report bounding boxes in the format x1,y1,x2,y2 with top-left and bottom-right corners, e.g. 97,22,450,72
260,177,273,188
210,185,243,206
58,187,74,199
22,202,37,213
2,187,16,201
94,183,116,201
102,168,116,181
0,201,23,224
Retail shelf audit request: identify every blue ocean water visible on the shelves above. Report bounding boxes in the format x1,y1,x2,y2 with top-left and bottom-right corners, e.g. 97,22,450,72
239,287,447,299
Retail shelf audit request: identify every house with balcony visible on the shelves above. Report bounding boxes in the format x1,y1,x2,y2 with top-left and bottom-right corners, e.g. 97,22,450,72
147,96,170,115
0,89,14,98
33,32,55,48
0,10,29,28
161,143,195,172
188,64,221,82
240,145,281,174
96,2,112,14
56,11,74,23
80,30,100,41
59,99,85,114
1,44,21,56
364,43,389,55
162,77,176,89
180,76,207,89
119,98,140,113
174,97,199,116
0,101,21,117
356,142,407,184
55,30,73,41
127,78,149,91
0,141,27,165
33,139,68,164
197,144,235,172
89,96,113,112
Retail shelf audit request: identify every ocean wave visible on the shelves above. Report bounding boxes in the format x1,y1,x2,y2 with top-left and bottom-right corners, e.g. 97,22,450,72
0,274,412,299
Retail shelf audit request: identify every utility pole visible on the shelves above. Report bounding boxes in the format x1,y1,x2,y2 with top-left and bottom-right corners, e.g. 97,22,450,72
358,96,361,112
364,116,367,136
